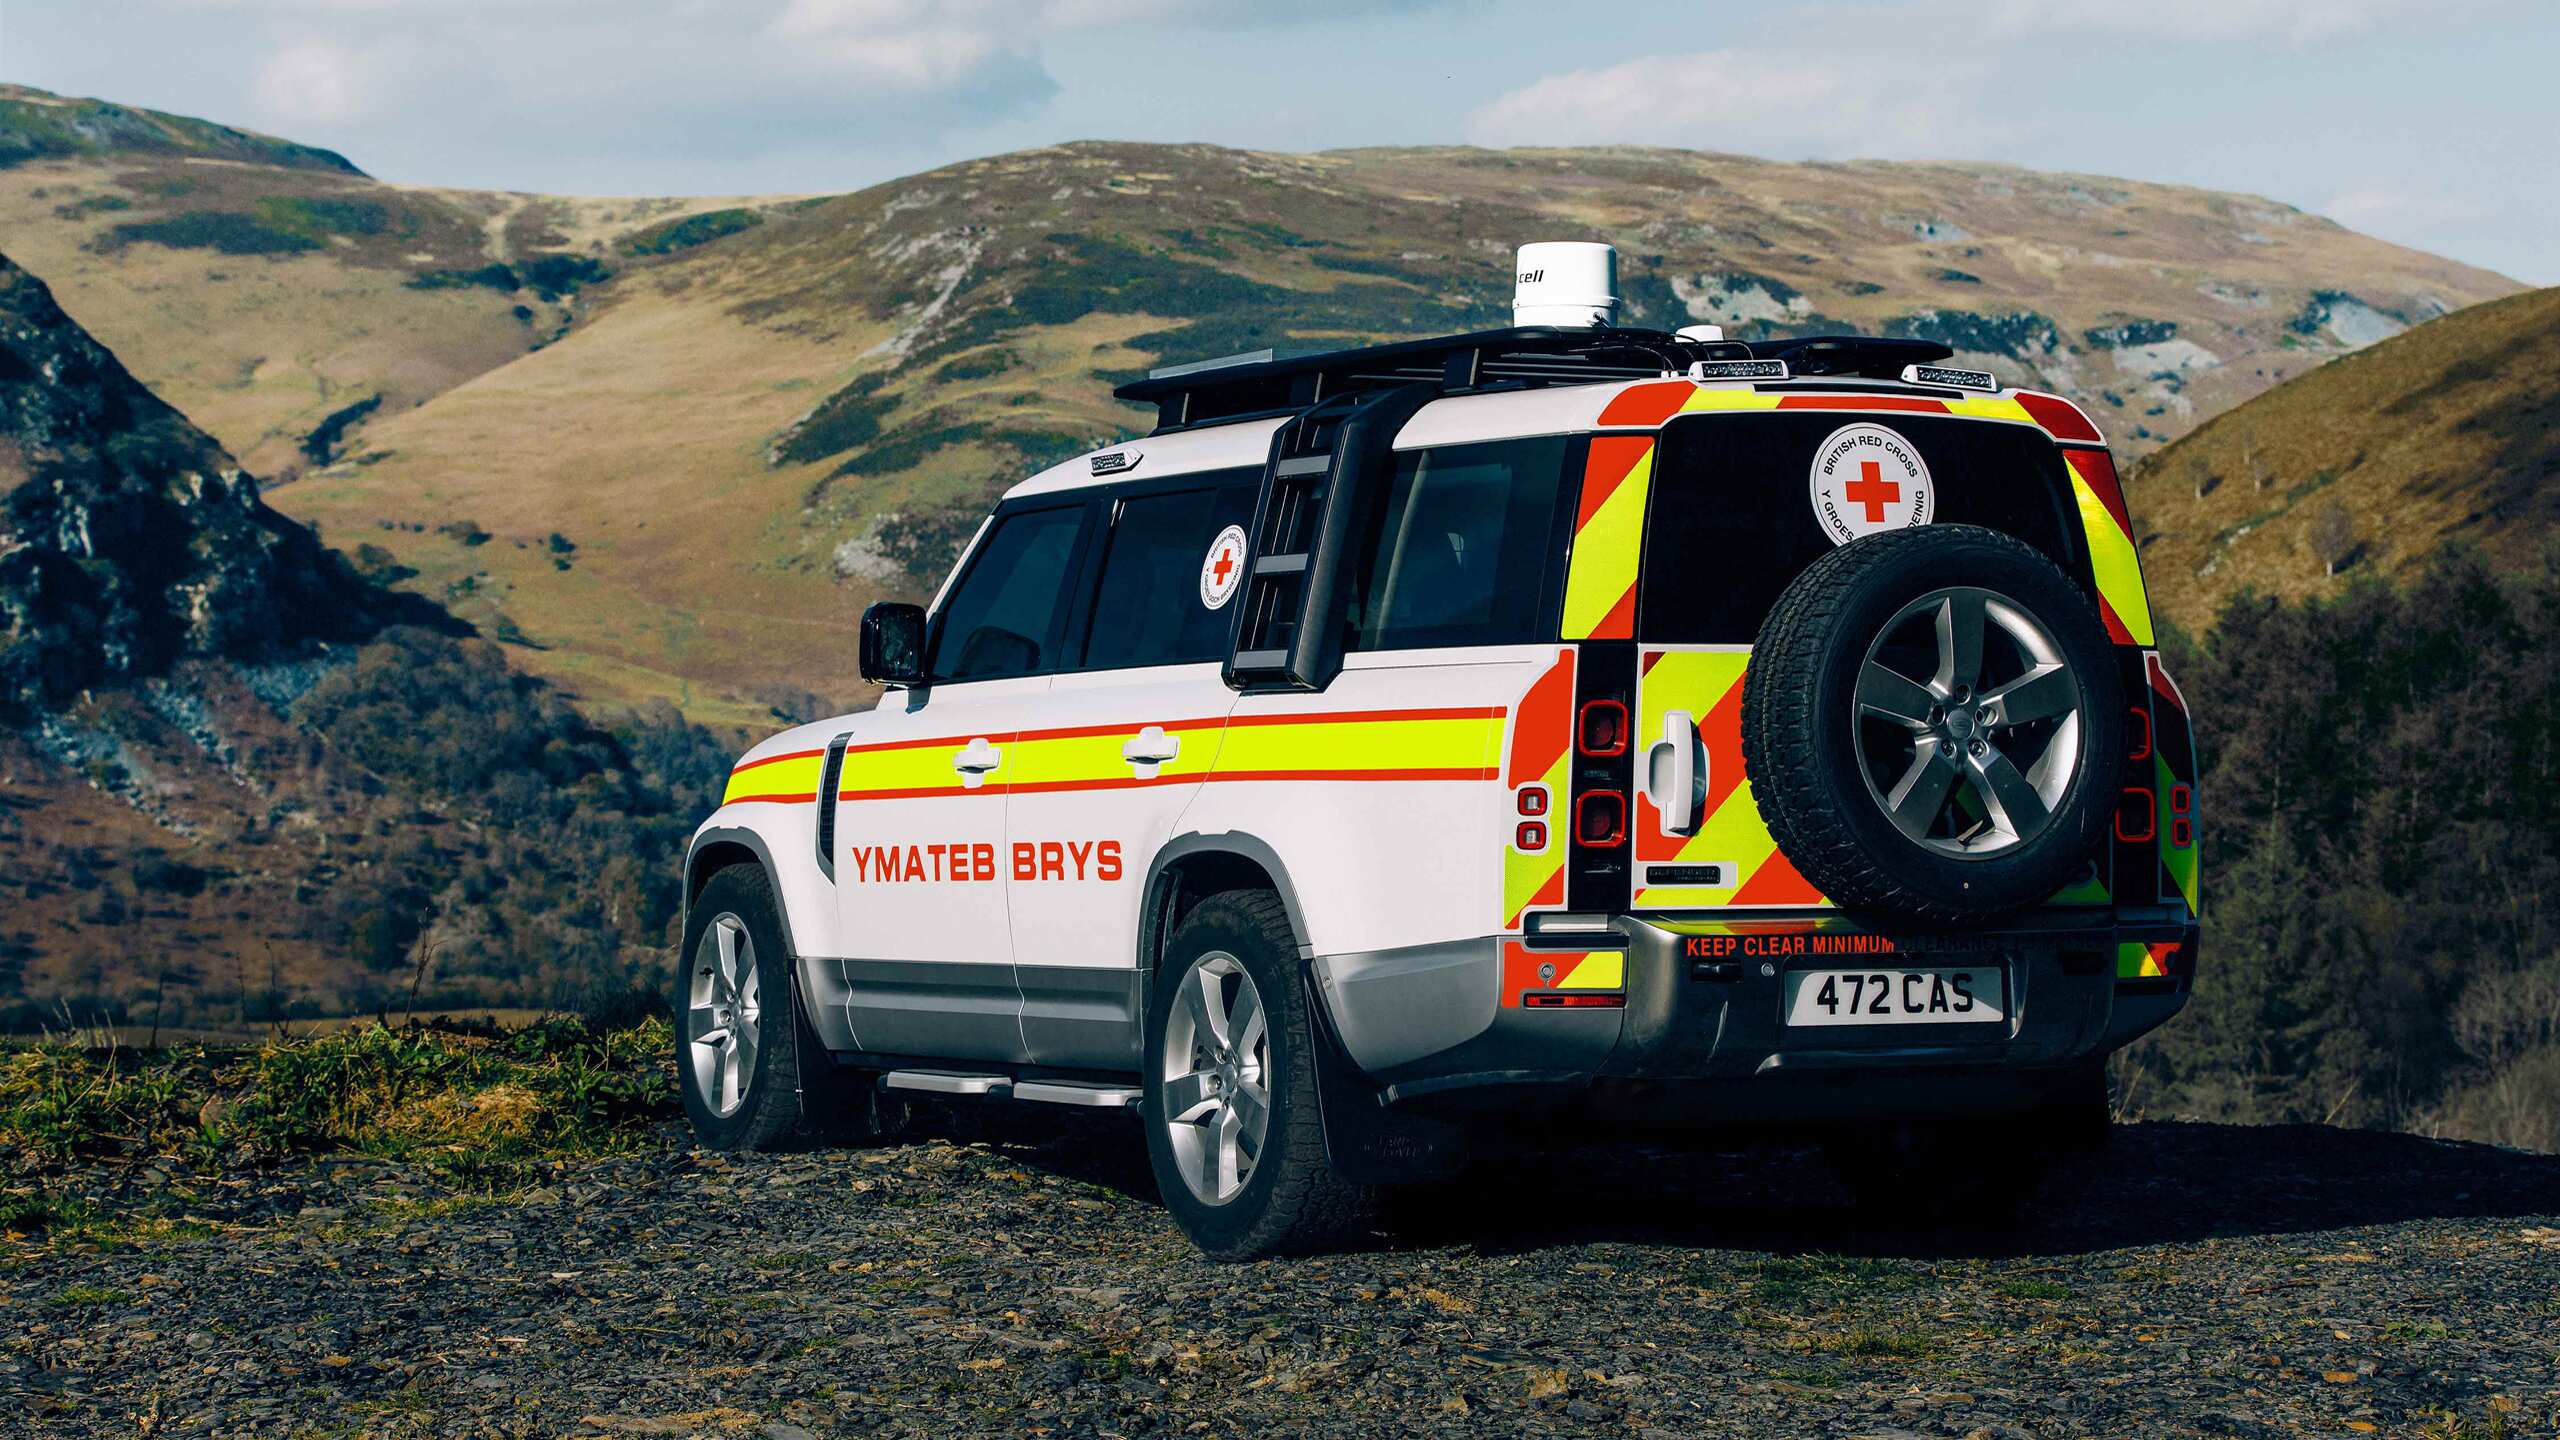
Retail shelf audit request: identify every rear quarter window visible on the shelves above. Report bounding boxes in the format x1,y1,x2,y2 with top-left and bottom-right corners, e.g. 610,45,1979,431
1638,412,2081,645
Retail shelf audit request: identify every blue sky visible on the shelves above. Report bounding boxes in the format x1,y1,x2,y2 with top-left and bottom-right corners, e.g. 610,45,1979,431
7,0,2553,283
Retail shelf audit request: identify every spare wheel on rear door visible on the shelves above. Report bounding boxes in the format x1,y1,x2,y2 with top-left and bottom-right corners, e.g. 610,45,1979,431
1740,524,2124,923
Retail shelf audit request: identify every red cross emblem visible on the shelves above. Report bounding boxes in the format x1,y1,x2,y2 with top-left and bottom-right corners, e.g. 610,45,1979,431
1211,544,1236,585
1843,460,1901,524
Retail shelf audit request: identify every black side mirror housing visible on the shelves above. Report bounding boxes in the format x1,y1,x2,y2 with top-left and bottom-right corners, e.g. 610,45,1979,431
859,602,927,685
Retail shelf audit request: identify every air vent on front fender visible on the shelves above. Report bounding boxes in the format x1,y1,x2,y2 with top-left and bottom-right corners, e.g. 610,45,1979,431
815,733,851,880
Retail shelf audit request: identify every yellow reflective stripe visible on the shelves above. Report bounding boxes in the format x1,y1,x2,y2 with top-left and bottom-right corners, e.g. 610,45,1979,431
2117,940,2163,980
1502,750,1570,925
1676,388,1786,414
2159,752,2199,913
1008,728,1221,787
1215,713,1503,775
1941,395,2040,426
1560,444,1654,639
723,753,824,804
1559,952,1624,990
2068,454,2155,645
838,742,974,798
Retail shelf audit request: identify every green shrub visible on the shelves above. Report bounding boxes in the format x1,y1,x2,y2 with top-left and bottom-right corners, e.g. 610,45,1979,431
104,211,318,256
625,207,761,256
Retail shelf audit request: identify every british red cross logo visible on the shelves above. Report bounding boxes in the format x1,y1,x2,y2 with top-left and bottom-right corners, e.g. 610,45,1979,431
1211,545,1236,585
1843,460,1901,523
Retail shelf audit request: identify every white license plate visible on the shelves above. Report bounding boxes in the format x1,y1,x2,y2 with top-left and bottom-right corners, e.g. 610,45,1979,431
1783,967,2005,1026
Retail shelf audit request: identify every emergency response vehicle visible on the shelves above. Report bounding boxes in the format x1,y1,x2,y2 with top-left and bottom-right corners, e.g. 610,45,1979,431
677,243,2201,1257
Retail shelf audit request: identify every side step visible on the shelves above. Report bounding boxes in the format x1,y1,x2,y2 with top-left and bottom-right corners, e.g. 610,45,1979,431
877,1070,1140,1109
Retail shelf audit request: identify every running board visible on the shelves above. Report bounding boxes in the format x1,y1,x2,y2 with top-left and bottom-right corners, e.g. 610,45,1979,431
876,1070,1141,1108
880,1070,1010,1097
1012,1080,1142,1109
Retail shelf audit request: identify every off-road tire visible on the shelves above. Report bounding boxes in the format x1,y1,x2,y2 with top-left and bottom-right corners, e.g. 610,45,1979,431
677,864,890,1150
1742,524,2125,922
1142,891,1378,1260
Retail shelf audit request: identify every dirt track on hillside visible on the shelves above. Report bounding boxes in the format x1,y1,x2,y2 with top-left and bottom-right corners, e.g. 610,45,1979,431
9,1118,2559,1438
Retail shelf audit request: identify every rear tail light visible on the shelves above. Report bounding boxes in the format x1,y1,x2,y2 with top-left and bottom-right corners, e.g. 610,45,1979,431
1577,699,1628,757
1522,991,1625,1009
2127,706,2153,761
1574,790,1626,847
2114,787,2156,844
1516,787,1548,817
1515,821,1547,851
2168,783,2192,848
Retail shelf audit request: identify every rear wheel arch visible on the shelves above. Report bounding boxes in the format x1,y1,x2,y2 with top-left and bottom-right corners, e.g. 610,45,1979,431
1139,836,1313,978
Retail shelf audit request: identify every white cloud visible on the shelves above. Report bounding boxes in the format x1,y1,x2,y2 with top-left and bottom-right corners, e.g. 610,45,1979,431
251,38,387,124
1977,0,2443,45
1467,48,2005,157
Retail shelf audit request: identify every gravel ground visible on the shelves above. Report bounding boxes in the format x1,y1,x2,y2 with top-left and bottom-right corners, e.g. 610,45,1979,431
8,1115,2558,1438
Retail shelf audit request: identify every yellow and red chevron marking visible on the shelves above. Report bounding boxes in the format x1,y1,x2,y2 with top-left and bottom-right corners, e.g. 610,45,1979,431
2117,939,2185,980
1502,649,1576,929
1501,941,1624,1007
2064,448,2155,647
1632,647,1827,910
721,706,1506,806
1594,380,2052,431
1559,435,1655,640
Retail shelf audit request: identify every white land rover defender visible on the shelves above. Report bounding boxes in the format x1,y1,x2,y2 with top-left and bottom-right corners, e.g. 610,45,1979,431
677,243,2201,1257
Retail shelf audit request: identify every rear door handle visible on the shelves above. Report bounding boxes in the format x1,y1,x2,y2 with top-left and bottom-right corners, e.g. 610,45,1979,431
1645,710,1703,835
1122,725,1180,779
952,736,1002,789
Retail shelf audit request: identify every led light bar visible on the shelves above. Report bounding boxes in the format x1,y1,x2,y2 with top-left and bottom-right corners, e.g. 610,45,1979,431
1688,358,1790,383
1901,362,1999,392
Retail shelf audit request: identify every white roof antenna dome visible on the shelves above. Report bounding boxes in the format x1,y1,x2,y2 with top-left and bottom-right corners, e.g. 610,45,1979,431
1513,242,1619,330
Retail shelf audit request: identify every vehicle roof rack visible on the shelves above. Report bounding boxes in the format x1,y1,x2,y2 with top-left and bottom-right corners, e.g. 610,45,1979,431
1117,325,1748,433
1116,326,1961,433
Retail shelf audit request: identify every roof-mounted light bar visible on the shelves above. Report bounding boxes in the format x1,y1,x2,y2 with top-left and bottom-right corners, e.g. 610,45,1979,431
1901,362,1999,392
1689,358,1790,383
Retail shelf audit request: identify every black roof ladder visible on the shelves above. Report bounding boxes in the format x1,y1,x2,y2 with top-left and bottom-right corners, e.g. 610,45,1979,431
1224,382,1437,692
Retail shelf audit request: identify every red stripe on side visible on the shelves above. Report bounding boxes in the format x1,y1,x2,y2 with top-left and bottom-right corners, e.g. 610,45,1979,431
835,765,1504,803
1596,380,1694,428
1223,705,1504,730
1776,395,1950,414
728,746,827,776
726,791,823,805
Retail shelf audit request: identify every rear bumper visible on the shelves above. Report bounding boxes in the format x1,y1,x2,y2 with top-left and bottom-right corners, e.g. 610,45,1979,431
1311,910,2195,1123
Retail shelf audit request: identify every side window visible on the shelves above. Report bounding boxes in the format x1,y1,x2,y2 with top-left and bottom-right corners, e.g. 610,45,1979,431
926,505,1086,681
1081,479,1258,671
1342,436,1572,652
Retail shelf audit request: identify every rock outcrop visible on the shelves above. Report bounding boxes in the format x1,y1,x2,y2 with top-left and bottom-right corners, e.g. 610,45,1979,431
0,250,438,710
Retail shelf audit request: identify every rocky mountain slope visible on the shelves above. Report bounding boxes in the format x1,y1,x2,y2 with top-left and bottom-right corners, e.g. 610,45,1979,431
2127,285,2560,631
0,247,715,1032
0,252,427,709
3,84,2518,724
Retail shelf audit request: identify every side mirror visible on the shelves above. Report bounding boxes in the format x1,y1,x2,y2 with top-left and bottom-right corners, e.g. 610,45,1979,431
859,602,927,685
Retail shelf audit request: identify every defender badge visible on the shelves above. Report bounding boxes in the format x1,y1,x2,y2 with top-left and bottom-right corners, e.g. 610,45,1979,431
1809,422,1934,545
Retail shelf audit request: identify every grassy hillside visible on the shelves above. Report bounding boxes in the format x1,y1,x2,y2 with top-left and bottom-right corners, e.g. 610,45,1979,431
2126,286,2560,631
1,88,2521,722
268,142,2519,722
0,86,809,479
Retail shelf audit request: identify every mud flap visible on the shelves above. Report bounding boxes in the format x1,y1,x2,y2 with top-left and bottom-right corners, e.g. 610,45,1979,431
1300,969,1468,1184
